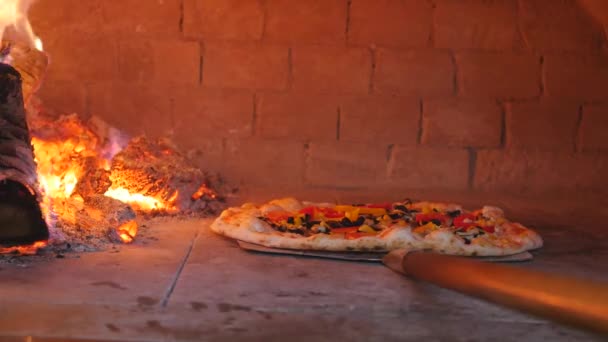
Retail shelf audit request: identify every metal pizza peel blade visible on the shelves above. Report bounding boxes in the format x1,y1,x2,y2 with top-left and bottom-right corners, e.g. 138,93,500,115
235,240,533,263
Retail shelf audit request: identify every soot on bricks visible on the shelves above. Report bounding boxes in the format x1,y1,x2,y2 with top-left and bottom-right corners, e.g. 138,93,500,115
0,63,48,245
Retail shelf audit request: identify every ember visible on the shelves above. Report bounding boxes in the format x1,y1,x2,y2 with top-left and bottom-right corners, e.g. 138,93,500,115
0,0,229,253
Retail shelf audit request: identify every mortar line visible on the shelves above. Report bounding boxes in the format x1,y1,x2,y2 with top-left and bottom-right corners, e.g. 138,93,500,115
336,106,341,140
499,101,507,148
417,99,424,144
345,0,352,42
179,0,185,33
252,93,258,136
160,230,199,308
287,47,294,91
467,147,477,190
369,48,376,94
574,104,584,153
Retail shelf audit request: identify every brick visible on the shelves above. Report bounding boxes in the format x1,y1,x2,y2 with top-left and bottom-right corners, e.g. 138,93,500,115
519,0,603,51
375,49,454,97
101,0,182,37
434,0,521,50
182,139,226,175
224,139,305,185
422,99,502,148
339,96,419,144
580,104,608,151
388,146,469,190
256,93,339,141
265,0,346,44
506,101,579,150
36,80,87,116
291,46,370,94
88,82,172,139
183,0,264,40
456,52,540,99
117,40,200,84
544,54,608,100
29,0,105,36
305,142,388,187
474,150,608,195
203,42,288,90
349,0,432,47
170,88,254,148
42,33,118,82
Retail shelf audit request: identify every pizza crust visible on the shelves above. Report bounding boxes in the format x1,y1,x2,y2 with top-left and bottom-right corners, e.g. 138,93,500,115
210,197,543,256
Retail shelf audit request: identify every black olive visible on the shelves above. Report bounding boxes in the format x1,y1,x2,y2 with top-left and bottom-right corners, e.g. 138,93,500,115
277,226,287,232
394,205,408,212
447,210,461,218
326,221,342,228
353,216,365,226
340,217,353,226
463,238,471,245
430,219,442,225
305,220,321,229
389,213,402,220
287,217,294,224
291,229,306,235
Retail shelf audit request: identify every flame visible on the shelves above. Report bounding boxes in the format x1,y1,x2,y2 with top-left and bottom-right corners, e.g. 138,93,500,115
0,240,46,255
116,220,138,244
0,0,41,49
104,187,177,212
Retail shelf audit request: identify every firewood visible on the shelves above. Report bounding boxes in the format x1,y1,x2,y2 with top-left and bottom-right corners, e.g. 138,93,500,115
0,63,48,245
0,40,48,103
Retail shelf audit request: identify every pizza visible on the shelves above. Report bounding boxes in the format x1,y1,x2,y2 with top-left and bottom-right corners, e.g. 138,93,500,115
210,197,543,257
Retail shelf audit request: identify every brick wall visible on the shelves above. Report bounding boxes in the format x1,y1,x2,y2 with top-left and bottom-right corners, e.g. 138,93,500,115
28,0,608,199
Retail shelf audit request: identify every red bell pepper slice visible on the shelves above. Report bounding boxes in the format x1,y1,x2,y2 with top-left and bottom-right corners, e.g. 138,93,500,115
299,206,345,219
318,207,345,218
265,210,292,222
415,213,447,225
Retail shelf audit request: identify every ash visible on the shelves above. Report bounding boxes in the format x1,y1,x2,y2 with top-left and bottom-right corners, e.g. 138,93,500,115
0,99,237,263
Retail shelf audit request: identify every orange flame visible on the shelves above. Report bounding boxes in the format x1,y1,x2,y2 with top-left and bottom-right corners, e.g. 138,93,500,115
116,220,138,244
0,0,41,50
0,240,46,255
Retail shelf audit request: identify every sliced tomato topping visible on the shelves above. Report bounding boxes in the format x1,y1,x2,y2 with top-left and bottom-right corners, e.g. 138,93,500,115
415,213,448,225
299,206,316,216
453,213,476,228
265,210,293,222
481,225,495,233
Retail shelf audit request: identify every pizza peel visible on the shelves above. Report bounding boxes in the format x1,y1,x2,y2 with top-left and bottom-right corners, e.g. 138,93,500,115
236,240,534,263
237,240,608,335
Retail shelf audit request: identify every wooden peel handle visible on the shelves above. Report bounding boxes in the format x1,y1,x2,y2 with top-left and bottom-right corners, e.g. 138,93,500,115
401,252,608,335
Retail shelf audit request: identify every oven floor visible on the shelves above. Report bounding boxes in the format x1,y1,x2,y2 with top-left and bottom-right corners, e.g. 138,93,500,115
0,213,606,341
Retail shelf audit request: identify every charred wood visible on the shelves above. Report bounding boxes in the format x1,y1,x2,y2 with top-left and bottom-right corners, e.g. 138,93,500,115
0,63,48,245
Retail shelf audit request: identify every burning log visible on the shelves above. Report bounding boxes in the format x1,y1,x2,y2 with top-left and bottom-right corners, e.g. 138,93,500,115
0,63,48,245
